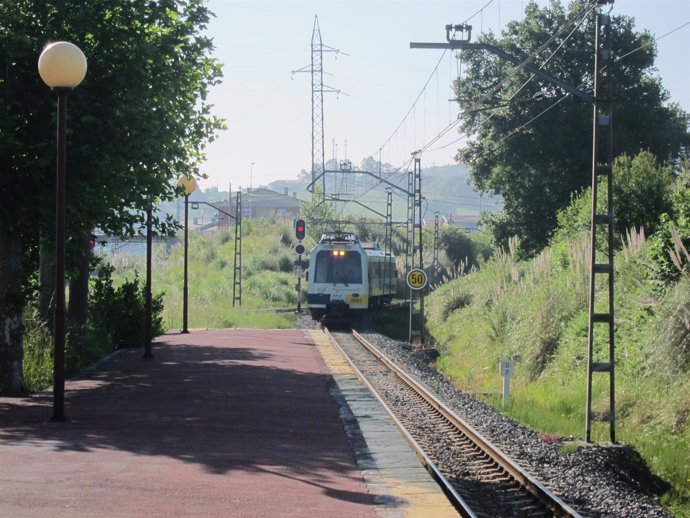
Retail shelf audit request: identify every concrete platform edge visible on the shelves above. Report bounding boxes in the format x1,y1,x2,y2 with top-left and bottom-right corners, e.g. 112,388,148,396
308,329,459,518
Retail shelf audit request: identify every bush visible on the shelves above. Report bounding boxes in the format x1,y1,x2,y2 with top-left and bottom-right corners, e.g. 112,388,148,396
613,151,673,238
90,264,165,350
440,226,479,269
279,229,292,246
278,254,294,273
428,281,473,324
646,168,690,283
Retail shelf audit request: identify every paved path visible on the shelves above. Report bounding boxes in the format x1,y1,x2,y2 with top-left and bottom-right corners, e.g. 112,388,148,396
0,330,379,517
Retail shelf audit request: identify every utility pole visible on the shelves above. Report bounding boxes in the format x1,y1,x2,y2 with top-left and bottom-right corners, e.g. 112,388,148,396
408,157,425,345
233,190,243,307
586,10,615,444
433,211,440,286
411,0,616,442
292,16,346,203
385,189,393,298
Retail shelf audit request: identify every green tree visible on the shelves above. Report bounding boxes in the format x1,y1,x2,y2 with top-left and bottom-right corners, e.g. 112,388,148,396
613,151,673,237
300,187,336,242
439,226,479,270
456,0,689,255
0,0,224,395
551,150,675,245
646,160,690,282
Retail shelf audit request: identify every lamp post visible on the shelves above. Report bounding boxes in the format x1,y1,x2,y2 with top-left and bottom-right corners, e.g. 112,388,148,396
143,196,154,359
177,175,197,333
38,41,87,422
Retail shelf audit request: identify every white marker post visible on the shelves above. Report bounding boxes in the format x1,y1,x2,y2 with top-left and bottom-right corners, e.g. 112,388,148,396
498,359,515,406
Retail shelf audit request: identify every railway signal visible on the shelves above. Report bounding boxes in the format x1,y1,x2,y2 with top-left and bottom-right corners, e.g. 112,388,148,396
295,218,306,240
294,219,306,313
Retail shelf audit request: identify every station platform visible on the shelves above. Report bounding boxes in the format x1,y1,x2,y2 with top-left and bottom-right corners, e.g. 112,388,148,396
0,329,457,517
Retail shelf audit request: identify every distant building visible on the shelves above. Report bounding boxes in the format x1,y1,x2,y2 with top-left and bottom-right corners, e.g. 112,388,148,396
242,188,301,220
442,214,480,232
210,188,301,228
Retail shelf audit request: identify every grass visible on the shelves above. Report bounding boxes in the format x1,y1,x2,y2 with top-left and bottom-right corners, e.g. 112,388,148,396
111,222,299,330
22,309,54,392
426,229,690,514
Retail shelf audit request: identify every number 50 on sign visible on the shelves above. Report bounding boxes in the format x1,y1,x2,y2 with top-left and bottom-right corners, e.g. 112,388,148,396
406,269,428,290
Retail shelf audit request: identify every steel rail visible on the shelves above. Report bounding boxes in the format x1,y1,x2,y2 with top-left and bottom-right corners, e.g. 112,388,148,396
349,329,582,518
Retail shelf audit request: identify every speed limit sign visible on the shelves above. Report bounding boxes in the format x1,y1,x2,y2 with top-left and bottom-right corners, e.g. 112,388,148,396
406,269,428,290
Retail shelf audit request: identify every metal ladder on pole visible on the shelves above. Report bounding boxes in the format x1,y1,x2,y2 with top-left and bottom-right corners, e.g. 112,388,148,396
384,189,393,298
232,191,242,307
408,157,425,345
432,211,440,286
586,12,615,443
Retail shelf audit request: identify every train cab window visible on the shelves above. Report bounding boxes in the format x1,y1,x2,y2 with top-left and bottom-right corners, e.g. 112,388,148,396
314,250,362,284
314,254,330,283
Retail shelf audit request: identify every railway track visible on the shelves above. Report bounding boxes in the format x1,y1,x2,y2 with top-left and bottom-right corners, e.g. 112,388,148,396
325,327,581,518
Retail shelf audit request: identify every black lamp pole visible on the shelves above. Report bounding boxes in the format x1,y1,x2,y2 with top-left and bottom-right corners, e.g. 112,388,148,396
143,199,154,358
39,40,86,423
51,87,70,422
182,193,190,333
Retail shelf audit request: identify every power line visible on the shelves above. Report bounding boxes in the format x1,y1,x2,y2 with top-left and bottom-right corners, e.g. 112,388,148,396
617,20,690,61
343,7,690,214
379,1,598,173
438,2,595,150
489,17,690,146
462,0,498,26
371,49,448,158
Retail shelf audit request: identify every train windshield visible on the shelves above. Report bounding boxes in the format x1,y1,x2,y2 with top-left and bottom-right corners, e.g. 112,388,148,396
314,251,362,284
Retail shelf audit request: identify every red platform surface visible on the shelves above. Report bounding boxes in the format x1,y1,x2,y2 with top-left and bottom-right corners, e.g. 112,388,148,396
0,329,378,517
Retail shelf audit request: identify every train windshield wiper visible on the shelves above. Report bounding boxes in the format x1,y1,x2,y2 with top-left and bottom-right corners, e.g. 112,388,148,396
336,272,349,286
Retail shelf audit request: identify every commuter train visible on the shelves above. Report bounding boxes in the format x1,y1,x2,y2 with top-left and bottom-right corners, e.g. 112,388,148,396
306,232,397,320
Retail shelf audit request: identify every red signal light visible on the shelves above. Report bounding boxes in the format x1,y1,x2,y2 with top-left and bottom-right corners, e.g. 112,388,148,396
295,219,306,240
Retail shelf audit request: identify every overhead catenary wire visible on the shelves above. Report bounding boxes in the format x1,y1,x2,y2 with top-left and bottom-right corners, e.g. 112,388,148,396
430,0,596,151
456,0,598,121
378,0,599,176
415,15,687,163
376,2,604,223
487,17,690,147
371,48,449,159
369,1,505,168
341,5,690,220
370,0,499,164
339,0,599,222
617,20,690,61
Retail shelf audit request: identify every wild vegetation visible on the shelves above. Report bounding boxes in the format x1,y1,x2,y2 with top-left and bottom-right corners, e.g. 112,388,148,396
111,220,299,331
22,219,300,391
426,154,690,514
22,263,166,392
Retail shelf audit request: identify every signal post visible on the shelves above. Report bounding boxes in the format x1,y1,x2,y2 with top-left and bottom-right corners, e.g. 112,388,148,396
294,219,306,313
407,268,427,345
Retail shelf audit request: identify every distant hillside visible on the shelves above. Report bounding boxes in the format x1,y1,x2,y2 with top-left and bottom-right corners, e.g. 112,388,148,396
152,163,502,228
268,163,501,220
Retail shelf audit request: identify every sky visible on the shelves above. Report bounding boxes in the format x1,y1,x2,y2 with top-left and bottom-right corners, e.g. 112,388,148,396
198,0,690,191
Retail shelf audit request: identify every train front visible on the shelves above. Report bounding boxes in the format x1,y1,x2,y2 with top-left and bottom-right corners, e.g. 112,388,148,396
306,232,367,320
